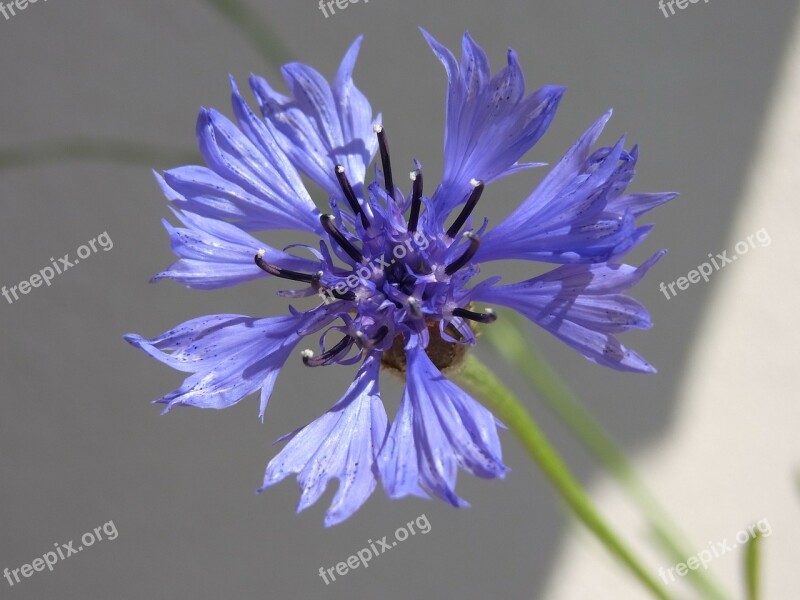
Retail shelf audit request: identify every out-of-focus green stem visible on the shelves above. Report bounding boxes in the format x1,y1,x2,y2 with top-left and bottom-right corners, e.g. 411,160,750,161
483,309,733,600
1,0,289,173
200,0,291,67
0,139,198,170
744,532,763,600
457,354,677,600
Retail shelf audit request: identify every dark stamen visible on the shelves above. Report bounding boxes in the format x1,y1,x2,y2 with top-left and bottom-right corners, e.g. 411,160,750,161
371,325,390,345
301,336,354,367
318,286,357,302
374,125,395,200
444,232,481,276
335,165,369,229
255,251,316,283
331,289,357,301
408,170,423,232
453,307,497,324
446,179,485,238
309,271,356,302
355,325,389,349
320,214,363,263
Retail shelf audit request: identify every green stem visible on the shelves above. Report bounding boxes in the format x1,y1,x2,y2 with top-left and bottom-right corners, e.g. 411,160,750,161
744,533,763,600
1,1,288,173
0,139,199,170
456,354,677,600
200,0,292,67
483,311,733,600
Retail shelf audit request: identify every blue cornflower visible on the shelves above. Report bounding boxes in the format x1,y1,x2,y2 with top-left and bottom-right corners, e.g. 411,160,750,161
125,30,675,526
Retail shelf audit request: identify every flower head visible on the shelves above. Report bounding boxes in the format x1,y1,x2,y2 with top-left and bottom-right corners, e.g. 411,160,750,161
126,30,674,526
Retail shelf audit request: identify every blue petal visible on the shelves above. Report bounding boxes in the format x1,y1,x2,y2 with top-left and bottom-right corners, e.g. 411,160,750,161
421,29,565,214
250,37,378,200
473,252,666,373
151,208,319,290
183,107,321,233
333,37,379,185
378,339,507,507
607,191,679,217
374,373,428,501
261,355,388,526
124,307,335,418
479,113,676,264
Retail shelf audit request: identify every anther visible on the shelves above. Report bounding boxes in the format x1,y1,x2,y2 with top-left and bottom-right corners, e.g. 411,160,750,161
452,306,497,324
255,251,316,283
354,328,386,350
408,169,423,232
406,296,422,319
335,165,369,229
301,335,354,367
444,232,481,276
320,214,363,263
373,124,395,200
446,179,484,238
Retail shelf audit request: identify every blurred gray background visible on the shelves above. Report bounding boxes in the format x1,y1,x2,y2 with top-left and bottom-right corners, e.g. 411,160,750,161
1,0,797,598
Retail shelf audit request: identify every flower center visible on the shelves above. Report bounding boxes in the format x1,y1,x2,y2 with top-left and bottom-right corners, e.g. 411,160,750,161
381,319,475,373
256,125,500,370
